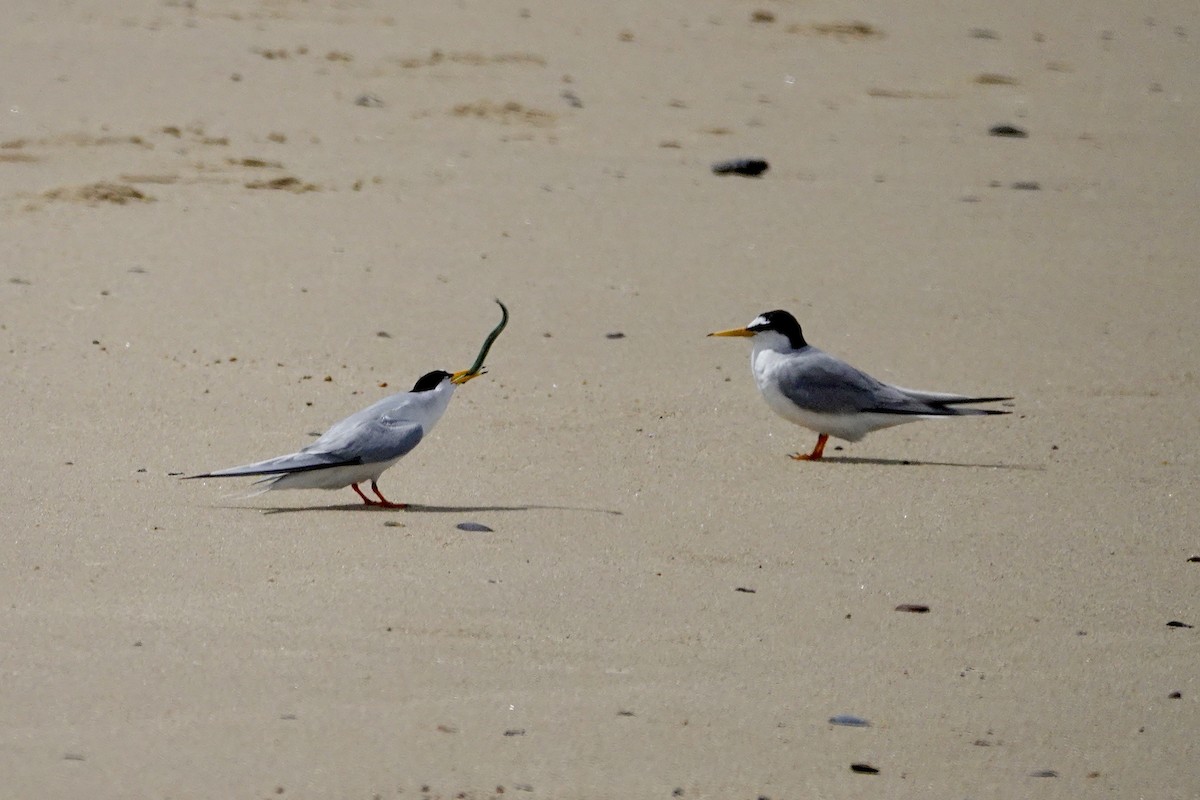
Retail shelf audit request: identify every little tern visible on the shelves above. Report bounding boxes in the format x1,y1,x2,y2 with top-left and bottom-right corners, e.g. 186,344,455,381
186,300,509,506
709,309,1010,460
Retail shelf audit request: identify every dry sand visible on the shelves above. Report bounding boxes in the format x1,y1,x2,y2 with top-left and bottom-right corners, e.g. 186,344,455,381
3,1,1198,797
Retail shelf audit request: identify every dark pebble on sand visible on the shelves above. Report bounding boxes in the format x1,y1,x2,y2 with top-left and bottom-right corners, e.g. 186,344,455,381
456,522,493,532
895,603,930,613
1166,620,1193,628
1187,556,1200,562
989,124,1028,137
712,158,769,176
1030,770,1059,778
829,715,870,727
1168,691,1182,698
850,763,880,774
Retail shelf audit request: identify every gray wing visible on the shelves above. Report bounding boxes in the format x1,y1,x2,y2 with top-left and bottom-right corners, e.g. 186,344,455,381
775,349,954,415
187,399,426,480
303,404,425,465
184,449,362,479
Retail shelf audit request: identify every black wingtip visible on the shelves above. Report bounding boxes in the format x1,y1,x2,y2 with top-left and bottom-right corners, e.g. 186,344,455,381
933,396,1013,407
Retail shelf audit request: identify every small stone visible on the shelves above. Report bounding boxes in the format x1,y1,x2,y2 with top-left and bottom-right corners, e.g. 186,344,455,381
895,603,930,613
828,715,870,727
989,124,1027,137
1168,691,1182,699
456,522,493,532
712,158,769,176
605,332,626,340
850,763,880,774
355,93,384,107
1030,770,1058,778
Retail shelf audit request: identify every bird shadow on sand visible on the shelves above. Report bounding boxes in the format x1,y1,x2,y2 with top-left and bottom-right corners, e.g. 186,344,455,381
251,502,623,516
811,454,1043,470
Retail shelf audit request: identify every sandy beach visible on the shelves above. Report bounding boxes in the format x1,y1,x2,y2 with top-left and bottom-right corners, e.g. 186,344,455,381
3,1,1197,797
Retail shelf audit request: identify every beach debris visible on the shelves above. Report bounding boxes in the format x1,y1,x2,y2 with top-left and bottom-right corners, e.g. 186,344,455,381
975,73,1018,85
850,763,880,774
1011,181,1042,190
44,181,153,205
712,158,769,176
735,586,757,593
1168,691,1182,698
1187,556,1200,562
895,603,930,613
561,90,583,108
355,93,384,107
1030,770,1059,778
605,332,626,340
456,522,493,532
970,28,1000,39
989,124,1027,137
1166,620,1193,628
503,728,526,736
245,176,318,192
829,714,871,727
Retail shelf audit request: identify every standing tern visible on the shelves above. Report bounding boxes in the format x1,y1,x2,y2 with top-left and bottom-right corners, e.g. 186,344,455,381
709,309,1010,460
186,300,509,506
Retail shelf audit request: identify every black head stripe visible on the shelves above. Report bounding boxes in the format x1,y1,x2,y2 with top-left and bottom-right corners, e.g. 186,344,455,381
412,370,451,392
751,310,807,348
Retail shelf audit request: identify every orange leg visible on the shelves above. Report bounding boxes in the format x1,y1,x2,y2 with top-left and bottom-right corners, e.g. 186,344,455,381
370,480,408,509
789,433,829,461
351,483,380,505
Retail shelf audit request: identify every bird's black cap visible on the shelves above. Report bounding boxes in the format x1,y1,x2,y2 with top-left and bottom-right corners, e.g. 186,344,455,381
412,370,452,392
748,310,807,349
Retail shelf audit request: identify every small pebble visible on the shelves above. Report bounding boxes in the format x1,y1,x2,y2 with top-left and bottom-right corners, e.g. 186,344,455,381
605,332,626,340
456,522,493,532
895,603,930,613
828,715,870,727
355,93,384,107
1168,691,1182,699
1030,770,1059,778
989,124,1028,137
850,763,880,774
712,158,769,176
